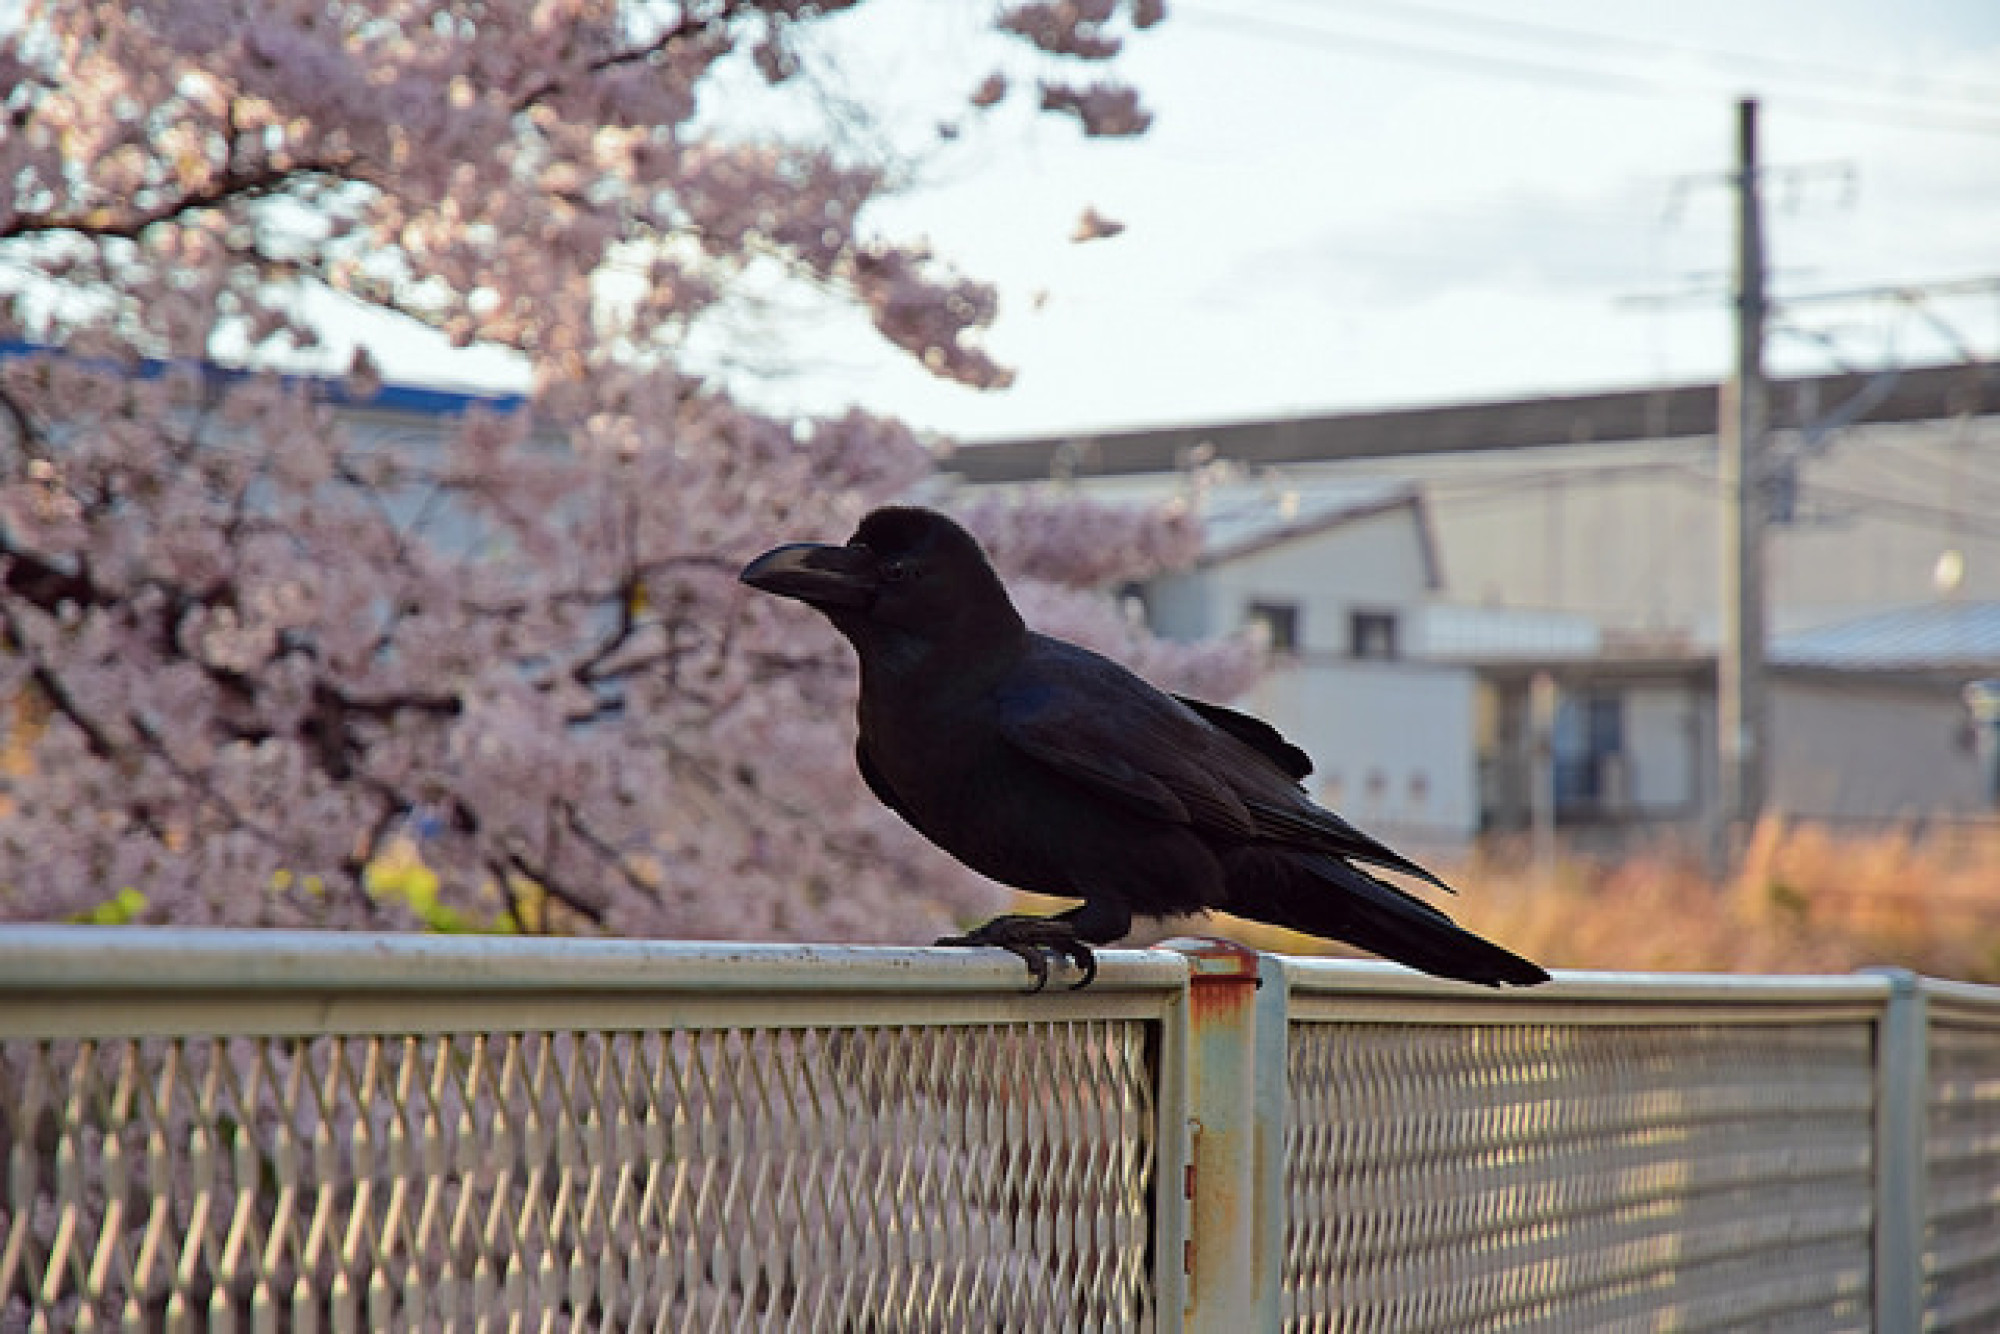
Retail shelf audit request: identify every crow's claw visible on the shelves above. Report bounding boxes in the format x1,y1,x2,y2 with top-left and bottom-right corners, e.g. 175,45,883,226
936,914,1098,992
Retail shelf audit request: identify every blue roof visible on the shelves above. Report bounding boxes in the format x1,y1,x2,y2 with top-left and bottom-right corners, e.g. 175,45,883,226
1773,602,2000,671
0,340,526,417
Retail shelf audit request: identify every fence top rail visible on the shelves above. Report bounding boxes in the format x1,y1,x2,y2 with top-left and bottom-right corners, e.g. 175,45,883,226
6,927,1997,1013
0,925,1189,996
1919,972,2000,1023
1274,956,1921,1015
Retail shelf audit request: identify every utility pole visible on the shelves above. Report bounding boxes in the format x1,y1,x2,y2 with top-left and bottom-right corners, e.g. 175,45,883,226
1638,105,1999,867
1717,97,1768,860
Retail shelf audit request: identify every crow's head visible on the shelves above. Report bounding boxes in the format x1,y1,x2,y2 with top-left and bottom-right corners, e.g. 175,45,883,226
740,506,1022,653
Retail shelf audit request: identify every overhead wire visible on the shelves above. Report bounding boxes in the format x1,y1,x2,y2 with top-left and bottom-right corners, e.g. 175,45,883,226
1303,426,2000,537
1850,419,2000,482
1812,431,2000,521
1175,3,1688,97
1174,0,2000,137
1288,0,2000,107
1789,477,2000,542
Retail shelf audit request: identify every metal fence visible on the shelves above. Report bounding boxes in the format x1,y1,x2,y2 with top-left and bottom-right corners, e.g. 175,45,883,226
2,929,1997,1333
1280,969,1883,1332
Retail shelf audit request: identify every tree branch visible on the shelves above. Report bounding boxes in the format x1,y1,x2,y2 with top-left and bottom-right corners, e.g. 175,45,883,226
6,94,361,243
0,543,98,614
0,384,44,459
499,850,608,926
509,0,757,114
5,156,358,243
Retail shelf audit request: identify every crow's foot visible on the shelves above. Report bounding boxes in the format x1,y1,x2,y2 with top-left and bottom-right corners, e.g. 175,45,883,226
936,914,1098,992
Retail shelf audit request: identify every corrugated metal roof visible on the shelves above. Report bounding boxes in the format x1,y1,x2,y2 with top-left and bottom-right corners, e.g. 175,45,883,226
1064,474,1415,559
1772,601,2000,671
1193,478,1416,560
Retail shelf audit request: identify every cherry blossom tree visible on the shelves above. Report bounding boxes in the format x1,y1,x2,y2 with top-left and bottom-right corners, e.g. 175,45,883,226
0,0,1256,939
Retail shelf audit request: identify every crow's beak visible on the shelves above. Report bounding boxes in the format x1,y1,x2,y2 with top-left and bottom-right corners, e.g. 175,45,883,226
739,542,880,611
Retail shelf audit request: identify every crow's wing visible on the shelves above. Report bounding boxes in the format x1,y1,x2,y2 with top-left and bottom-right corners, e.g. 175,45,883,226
1238,789,1456,892
1004,638,1455,892
994,650,1257,839
1172,694,1313,780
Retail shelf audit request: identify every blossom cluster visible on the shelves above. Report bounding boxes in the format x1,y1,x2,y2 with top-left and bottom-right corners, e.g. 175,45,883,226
0,0,1234,941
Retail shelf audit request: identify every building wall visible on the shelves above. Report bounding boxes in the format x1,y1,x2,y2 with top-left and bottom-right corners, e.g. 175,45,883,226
1769,677,1990,822
1421,439,1717,631
1141,507,1474,842
1478,670,1991,837
1475,671,1711,833
1142,568,1212,642
1247,658,1478,845
1190,509,1433,653
1256,415,2000,637
1623,684,1708,815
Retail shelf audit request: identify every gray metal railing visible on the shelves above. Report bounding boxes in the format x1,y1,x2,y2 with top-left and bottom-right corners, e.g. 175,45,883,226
1278,965,1886,1332
2,928,1997,1332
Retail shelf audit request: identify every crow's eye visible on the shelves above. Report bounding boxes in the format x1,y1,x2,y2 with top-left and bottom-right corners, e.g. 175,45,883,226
880,559,913,584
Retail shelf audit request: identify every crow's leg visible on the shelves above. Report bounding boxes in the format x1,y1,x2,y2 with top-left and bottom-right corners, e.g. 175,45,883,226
936,899,1131,993
936,915,1092,992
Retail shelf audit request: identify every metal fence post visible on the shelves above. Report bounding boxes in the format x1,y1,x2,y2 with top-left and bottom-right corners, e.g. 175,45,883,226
1252,949,1292,1325
1872,966,1929,1334
1164,938,1287,1332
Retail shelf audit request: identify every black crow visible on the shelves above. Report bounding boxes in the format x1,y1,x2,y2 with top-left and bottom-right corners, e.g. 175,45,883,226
741,506,1549,991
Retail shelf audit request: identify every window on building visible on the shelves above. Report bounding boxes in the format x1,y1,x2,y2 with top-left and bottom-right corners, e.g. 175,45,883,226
1114,580,1150,628
1246,601,1300,654
1349,609,1398,660
1553,690,1626,814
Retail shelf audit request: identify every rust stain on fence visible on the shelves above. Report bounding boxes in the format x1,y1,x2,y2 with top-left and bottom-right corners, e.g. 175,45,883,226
1168,935,1265,1329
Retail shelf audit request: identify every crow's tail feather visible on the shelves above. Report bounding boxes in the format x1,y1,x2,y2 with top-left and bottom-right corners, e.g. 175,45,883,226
1224,848,1549,987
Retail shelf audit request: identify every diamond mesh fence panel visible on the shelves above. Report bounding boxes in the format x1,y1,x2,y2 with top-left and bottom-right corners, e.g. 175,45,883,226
0,1020,1157,1333
1283,1019,1877,1334
1926,1008,2000,1332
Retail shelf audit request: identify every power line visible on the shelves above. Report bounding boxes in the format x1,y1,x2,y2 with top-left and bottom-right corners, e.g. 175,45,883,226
1176,3,1671,97
1175,0,2000,137
1794,477,2000,542
1409,445,2000,540
1287,0,2000,107
1818,431,2000,513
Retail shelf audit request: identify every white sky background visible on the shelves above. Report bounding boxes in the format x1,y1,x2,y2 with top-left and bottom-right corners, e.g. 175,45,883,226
739,0,2000,442
305,0,2000,442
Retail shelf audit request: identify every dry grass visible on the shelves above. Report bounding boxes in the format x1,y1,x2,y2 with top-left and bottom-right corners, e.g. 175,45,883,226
1146,818,2000,983
1448,818,2000,982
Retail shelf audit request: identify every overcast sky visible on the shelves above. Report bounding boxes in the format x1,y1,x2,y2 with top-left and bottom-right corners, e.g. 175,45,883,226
750,0,2000,442
324,0,2000,444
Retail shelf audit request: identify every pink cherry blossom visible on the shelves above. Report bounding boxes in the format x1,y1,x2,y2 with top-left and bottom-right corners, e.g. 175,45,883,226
0,0,1231,941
